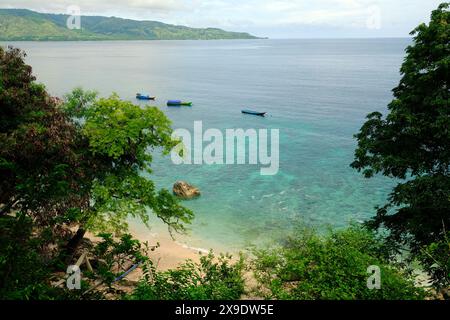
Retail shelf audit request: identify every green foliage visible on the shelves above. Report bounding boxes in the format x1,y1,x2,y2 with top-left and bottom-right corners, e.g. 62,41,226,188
63,87,97,119
1,46,192,242
0,9,259,41
417,231,450,289
128,252,245,300
92,233,151,286
0,46,193,299
63,89,194,236
252,226,426,300
0,214,89,300
0,214,52,299
82,93,175,162
0,46,84,226
0,214,146,300
351,3,450,286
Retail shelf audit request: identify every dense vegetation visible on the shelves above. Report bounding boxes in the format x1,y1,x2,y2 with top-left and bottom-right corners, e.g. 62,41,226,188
128,252,245,300
0,3,449,301
0,45,194,299
252,226,425,300
0,9,259,41
351,2,449,289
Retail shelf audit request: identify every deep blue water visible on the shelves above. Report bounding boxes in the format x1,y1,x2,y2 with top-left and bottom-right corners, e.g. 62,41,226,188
4,39,411,250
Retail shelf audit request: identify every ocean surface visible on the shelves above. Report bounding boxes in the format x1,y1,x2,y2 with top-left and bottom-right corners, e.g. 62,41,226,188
3,39,411,251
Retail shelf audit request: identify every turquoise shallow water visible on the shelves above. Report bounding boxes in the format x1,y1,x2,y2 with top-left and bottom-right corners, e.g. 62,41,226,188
3,39,411,251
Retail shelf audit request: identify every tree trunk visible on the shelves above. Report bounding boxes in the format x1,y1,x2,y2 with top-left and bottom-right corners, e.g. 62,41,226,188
64,227,86,262
0,199,17,216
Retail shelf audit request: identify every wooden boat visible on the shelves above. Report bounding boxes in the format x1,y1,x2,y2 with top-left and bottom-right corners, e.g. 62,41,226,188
242,109,267,117
167,100,192,106
136,93,156,100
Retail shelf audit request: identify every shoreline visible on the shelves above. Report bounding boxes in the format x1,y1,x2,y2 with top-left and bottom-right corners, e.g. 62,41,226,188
128,225,208,271
127,217,244,267
86,223,234,272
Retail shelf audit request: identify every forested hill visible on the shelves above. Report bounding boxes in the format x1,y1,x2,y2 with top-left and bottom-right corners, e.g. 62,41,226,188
0,9,260,41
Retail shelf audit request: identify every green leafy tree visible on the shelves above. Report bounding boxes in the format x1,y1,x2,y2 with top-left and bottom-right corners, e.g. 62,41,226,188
0,47,100,299
0,46,193,258
0,46,83,228
61,89,193,258
1,46,193,299
252,226,425,300
351,3,450,286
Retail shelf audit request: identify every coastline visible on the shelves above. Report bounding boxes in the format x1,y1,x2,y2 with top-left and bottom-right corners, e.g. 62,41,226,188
128,225,207,271
86,224,228,272
84,226,259,299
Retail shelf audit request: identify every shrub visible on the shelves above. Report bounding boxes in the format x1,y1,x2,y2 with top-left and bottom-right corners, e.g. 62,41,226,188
252,226,426,300
417,231,450,290
128,252,245,300
0,214,82,300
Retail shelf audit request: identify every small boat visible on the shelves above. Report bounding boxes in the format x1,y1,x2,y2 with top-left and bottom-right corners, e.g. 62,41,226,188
242,109,267,117
167,100,192,107
136,93,156,100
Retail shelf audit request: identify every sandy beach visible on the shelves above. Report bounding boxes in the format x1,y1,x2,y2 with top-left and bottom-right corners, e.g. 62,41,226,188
128,226,208,270
86,223,226,272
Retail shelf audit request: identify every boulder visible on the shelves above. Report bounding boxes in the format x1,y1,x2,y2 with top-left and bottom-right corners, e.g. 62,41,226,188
173,181,201,199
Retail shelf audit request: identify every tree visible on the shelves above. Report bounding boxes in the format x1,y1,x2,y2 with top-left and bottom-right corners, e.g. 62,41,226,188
0,46,83,227
1,46,194,298
351,3,449,285
0,46,98,298
0,46,193,261
61,89,194,258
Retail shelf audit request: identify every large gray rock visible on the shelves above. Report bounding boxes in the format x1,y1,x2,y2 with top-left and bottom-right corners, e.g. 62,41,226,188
173,181,201,199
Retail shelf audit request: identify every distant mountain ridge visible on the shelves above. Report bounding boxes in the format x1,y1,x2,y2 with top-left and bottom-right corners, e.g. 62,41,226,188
0,9,261,41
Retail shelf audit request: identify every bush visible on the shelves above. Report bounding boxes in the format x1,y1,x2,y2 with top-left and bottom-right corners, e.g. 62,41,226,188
417,231,450,290
92,233,151,286
0,214,77,300
128,252,245,300
252,226,426,300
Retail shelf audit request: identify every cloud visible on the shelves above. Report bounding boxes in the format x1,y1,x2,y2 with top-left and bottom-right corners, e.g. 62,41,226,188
0,0,188,14
0,0,444,37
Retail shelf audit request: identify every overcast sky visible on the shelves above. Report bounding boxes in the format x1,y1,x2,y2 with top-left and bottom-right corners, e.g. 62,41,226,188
0,0,444,38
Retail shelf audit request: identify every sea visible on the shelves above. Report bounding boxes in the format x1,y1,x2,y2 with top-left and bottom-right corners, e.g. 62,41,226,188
2,38,411,251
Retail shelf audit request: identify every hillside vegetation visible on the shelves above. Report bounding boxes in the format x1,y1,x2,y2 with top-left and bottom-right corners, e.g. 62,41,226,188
0,9,260,41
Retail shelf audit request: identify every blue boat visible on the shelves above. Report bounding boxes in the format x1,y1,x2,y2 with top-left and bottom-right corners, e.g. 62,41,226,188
242,109,267,117
167,100,192,106
136,93,156,100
